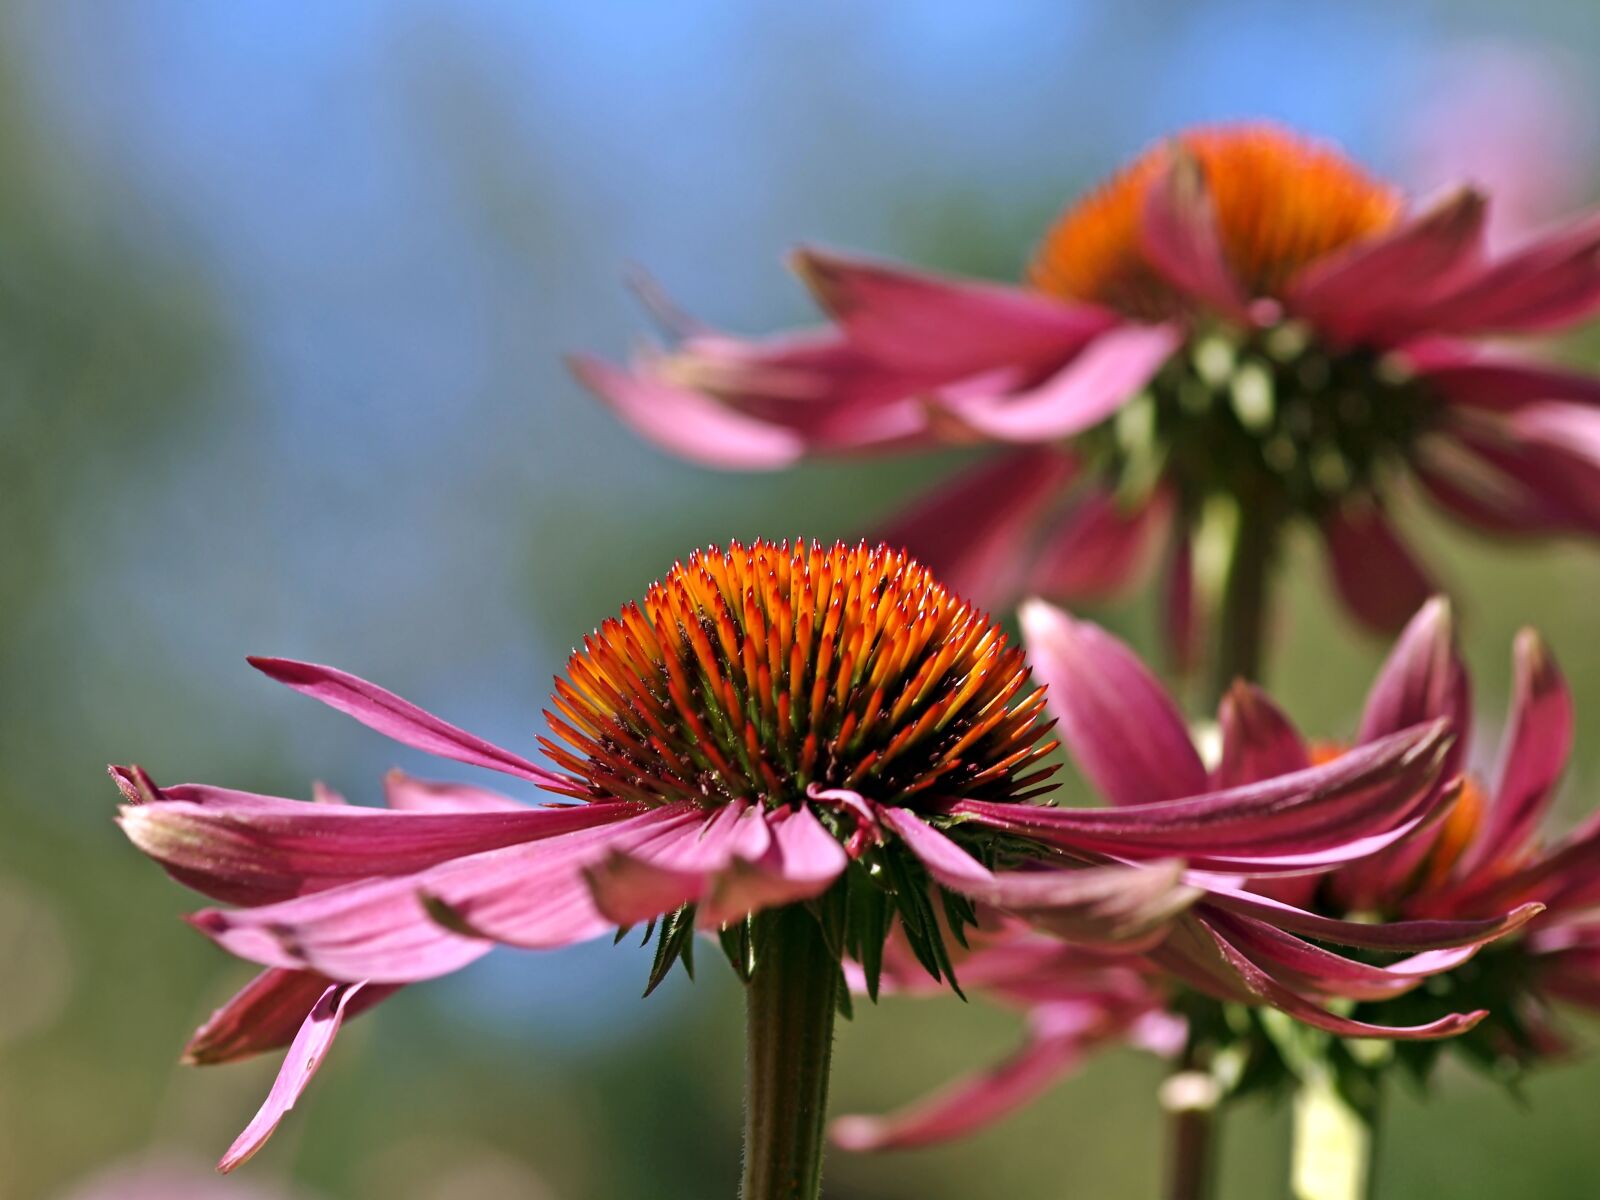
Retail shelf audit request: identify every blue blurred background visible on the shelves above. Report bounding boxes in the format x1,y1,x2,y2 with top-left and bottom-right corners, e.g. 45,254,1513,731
6,2,1600,1196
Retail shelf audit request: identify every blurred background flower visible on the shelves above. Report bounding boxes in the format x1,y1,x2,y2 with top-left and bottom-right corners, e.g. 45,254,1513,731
5,4,1600,1199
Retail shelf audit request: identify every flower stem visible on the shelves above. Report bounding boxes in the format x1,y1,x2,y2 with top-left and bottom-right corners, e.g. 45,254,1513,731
1291,1071,1380,1200
1208,498,1279,705
1160,1064,1221,1200
740,904,838,1200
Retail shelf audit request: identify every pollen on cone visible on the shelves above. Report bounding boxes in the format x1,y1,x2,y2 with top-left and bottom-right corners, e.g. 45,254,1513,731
540,540,1059,810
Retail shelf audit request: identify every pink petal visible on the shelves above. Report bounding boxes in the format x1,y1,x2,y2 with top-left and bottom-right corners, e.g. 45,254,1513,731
938,324,1180,444
791,247,1119,375
701,805,850,926
1463,630,1573,874
1139,156,1250,318
874,447,1078,610
953,721,1453,874
568,353,807,469
382,770,527,813
830,1020,1087,1150
1502,402,1600,526
185,968,400,1066
120,787,638,907
1416,425,1591,534
1357,596,1468,767
1322,506,1439,635
1029,488,1170,601
218,982,368,1172
1202,885,1543,952
1214,682,1310,789
1422,356,1600,414
1020,601,1208,807
1287,187,1487,343
1406,211,1600,336
247,658,568,788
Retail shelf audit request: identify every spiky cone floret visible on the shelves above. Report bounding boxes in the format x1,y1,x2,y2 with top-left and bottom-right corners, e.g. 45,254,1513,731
577,121,1600,654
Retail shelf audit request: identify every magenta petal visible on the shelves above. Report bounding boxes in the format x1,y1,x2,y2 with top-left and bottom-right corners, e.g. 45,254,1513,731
876,806,994,890
567,353,807,469
1465,630,1574,874
1195,919,1486,1041
1214,682,1310,789
119,790,639,907
1287,187,1486,343
1422,356,1600,413
185,968,400,1066
1358,596,1468,764
1201,885,1543,952
1029,488,1169,601
875,447,1078,610
830,1018,1087,1150
247,658,567,787
217,981,367,1173
953,721,1452,873
791,247,1119,375
939,324,1180,443
1020,600,1208,807
702,805,849,925
382,770,527,813
1139,157,1251,318
1322,505,1438,636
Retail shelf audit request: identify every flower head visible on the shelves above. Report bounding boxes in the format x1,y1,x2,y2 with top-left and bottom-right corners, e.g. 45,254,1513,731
115,543,1490,1170
577,121,1600,651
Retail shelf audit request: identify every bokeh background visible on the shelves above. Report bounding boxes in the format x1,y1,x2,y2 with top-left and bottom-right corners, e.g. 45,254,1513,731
6,2,1600,1197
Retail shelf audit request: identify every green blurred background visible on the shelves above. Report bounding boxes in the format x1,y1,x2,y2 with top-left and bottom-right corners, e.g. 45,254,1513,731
5,2,1600,1196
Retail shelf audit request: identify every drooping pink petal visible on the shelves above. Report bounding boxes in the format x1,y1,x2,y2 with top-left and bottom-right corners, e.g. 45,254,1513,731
874,447,1078,610
1287,187,1487,343
953,721,1452,874
879,807,1198,947
1415,425,1593,534
1404,211,1600,336
1020,600,1209,807
568,353,808,469
830,1010,1094,1150
1463,630,1573,877
1358,596,1468,752
1201,884,1543,952
1139,156,1251,319
701,804,850,926
217,982,368,1172
120,789,639,907
185,968,401,1065
246,658,570,788
1422,356,1600,414
1029,487,1170,601
382,770,527,813
1498,402,1600,528
937,324,1180,444
1214,682,1310,789
791,247,1120,375
1322,505,1439,636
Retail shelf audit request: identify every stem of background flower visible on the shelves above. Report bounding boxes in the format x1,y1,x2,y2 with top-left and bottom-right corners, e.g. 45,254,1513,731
1159,1053,1222,1200
740,904,838,1200
1290,1071,1380,1200
1206,498,1279,708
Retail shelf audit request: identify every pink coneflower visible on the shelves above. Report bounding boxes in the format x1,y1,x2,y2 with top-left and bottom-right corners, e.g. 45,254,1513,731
836,599,1590,1178
116,542,1492,1191
576,123,1600,670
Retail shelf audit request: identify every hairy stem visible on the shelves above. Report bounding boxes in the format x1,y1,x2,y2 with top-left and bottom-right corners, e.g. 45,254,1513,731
1208,498,1279,705
1161,1064,1222,1200
740,905,838,1200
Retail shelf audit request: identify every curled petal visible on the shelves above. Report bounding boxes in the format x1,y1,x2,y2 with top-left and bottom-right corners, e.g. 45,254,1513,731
247,658,568,788
1201,884,1543,951
1020,601,1208,807
938,324,1180,444
1358,596,1468,754
382,770,527,813
954,721,1453,874
218,982,368,1172
185,968,400,1066
1422,356,1600,414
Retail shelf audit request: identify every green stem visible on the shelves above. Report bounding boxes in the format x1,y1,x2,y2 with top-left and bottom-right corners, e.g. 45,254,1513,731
740,905,838,1200
1160,1063,1221,1200
1206,497,1280,708
1291,1072,1380,1200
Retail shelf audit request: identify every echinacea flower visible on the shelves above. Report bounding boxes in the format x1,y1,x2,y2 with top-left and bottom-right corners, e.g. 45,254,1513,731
831,598,1547,1150
575,122,1600,661
118,542,1489,1175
